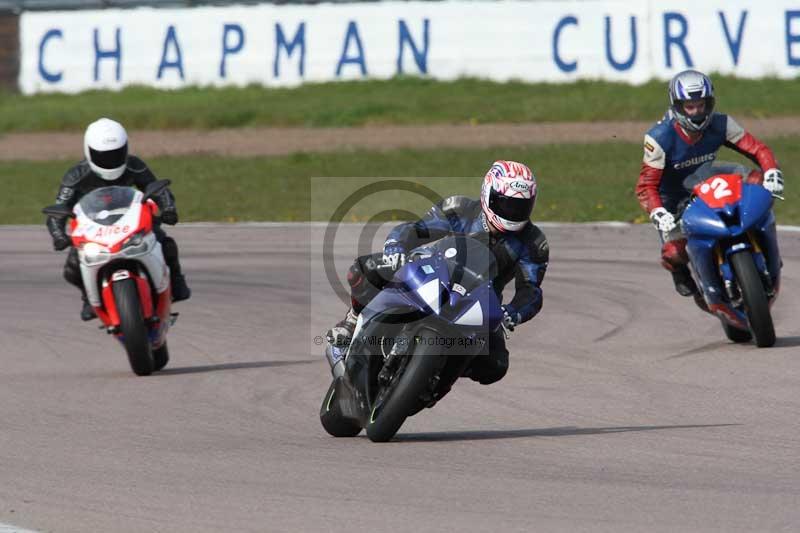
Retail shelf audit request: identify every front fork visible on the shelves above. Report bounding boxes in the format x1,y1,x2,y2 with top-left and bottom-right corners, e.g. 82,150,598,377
96,268,171,346
719,230,779,300
690,229,780,326
95,268,152,329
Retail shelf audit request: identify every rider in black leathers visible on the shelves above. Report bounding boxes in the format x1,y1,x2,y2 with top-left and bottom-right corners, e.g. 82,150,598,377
46,118,191,321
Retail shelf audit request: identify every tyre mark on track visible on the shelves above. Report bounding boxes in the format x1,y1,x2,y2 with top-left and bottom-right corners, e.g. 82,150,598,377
663,340,738,360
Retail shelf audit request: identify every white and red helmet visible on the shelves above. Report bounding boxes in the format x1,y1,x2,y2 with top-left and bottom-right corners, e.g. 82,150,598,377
480,160,537,232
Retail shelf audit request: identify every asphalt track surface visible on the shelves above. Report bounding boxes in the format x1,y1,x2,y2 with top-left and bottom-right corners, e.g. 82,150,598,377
1,223,799,532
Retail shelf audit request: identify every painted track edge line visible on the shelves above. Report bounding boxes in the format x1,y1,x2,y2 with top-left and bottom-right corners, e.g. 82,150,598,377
0,523,40,533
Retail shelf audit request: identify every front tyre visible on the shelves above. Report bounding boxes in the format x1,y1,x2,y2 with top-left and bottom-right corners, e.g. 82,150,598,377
730,251,776,348
366,329,444,443
113,279,155,375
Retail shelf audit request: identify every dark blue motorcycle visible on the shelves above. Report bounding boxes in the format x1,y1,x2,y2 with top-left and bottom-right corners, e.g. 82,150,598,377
680,162,782,347
320,234,504,442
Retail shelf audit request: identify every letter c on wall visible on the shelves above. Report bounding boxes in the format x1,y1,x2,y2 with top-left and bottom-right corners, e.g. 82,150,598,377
553,16,578,73
39,28,63,83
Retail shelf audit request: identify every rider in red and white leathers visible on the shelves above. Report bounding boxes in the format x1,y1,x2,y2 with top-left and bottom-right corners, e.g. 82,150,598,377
636,70,783,300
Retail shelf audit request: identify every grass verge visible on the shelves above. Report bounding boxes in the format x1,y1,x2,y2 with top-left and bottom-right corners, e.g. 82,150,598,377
2,137,797,224
1,76,799,132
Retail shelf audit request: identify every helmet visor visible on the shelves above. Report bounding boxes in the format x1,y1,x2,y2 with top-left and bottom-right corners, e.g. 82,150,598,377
489,190,533,222
89,145,128,170
675,97,714,124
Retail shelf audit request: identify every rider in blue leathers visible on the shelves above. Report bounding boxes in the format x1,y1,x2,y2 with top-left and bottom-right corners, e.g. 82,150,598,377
326,160,549,385
636,70,783,301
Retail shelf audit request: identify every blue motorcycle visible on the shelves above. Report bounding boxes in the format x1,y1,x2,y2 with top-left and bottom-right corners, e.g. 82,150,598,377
320,234,504,442
680,162,782,347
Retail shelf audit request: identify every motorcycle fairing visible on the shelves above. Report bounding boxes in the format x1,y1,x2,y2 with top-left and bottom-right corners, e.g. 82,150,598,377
80,238,169,307
339,237,503,426
683,176,780,329
358,254,503,333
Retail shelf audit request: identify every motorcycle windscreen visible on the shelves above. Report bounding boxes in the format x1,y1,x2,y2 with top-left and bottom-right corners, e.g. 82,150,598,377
78,186,137,225
682,161,750,192
410,234,498,294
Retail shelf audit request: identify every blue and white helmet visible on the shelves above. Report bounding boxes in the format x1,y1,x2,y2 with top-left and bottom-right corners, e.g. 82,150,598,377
668,70,716,133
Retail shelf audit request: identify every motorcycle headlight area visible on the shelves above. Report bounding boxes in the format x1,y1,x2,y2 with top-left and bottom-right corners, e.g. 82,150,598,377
121,231,153,256
80,242,111,265
79,233,153,264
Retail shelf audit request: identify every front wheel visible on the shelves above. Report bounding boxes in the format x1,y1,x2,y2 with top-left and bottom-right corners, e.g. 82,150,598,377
366,329,445,443
113,279,154,375
730,251,775,348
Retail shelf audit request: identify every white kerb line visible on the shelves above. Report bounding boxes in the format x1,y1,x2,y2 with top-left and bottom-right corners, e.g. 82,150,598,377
0,523,39,533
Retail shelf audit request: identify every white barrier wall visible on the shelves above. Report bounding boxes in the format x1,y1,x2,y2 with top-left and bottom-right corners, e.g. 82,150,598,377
18,0,800,94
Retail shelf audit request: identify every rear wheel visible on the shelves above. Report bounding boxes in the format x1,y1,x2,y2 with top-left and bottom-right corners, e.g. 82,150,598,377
366,329,444,443
113,279,154,375
730,251,775,348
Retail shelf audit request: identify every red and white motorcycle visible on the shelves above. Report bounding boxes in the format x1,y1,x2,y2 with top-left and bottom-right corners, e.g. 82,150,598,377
43,180,176,375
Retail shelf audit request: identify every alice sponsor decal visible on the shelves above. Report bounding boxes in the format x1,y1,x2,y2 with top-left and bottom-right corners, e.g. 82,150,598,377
94,224,131,238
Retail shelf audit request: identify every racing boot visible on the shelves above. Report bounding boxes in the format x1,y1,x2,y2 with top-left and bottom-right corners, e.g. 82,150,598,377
326,308,358,349
671,266,698,297
80,295,97,321
693,292,710,313
161,236,191,302
171,273,192,302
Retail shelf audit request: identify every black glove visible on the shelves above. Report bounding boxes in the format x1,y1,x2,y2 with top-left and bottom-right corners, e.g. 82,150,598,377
501,305,519,332
161,209,179,225
52,235,71,251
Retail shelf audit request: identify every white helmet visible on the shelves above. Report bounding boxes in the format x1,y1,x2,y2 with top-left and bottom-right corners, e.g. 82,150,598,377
84,118,128,181
480,160,537,233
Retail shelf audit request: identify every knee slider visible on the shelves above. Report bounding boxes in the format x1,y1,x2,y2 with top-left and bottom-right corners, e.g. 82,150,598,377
63,255,82,287
63,264,81,286
469,349,509,385
476,359,508,385
160,236,178,261
661,239,689,272
346,262,364,289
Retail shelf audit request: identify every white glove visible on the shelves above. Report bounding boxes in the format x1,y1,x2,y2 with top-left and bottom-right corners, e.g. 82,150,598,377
763,168,784,196
382,241,406,271
649,207,677,233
